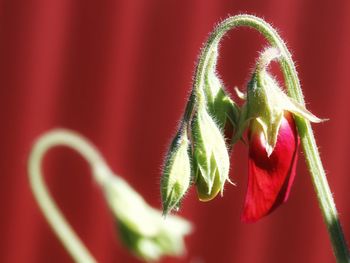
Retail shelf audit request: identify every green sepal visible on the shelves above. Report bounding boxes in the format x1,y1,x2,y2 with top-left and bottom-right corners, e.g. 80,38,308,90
195,164,222,202
246,66,323,155
191,105,230,200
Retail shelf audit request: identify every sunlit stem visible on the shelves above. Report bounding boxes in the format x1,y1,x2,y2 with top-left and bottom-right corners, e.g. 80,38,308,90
28,129,114,263
193,14,349,262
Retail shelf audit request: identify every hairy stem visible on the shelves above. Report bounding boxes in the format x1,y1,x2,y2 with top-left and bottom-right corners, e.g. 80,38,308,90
194,14,349,262
28,129,114,263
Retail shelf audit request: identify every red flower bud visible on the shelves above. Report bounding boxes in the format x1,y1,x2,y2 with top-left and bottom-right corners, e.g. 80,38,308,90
241,112,300,223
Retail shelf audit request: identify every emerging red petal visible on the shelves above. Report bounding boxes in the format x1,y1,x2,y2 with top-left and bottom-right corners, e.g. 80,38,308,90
241,112,300,223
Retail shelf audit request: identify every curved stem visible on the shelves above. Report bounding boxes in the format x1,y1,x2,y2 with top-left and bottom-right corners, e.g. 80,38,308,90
28,129,114,263
193,14,349,262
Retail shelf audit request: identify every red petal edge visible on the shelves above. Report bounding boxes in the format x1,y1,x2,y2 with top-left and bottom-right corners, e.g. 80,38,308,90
241,112,300,223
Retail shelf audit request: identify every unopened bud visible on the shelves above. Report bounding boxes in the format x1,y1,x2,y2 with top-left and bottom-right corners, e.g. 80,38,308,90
161,129,191,215
192,105,231,201
246,47,322,155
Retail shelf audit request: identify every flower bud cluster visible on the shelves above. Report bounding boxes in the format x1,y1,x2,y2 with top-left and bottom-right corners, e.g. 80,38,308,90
161,46,322,222
161,46,238,214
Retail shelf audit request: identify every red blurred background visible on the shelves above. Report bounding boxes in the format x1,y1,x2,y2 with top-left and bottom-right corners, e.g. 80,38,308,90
1,1,350,262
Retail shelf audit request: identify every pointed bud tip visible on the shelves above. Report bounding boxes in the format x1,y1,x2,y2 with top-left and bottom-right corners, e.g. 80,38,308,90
234,86,246,100
227,177,236,186
265,144,273,157
161,185,183,216
311,116,327,123
294,108,325,123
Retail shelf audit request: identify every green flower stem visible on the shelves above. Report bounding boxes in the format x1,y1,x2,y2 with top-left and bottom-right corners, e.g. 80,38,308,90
28,129,114,263
194,14,349,262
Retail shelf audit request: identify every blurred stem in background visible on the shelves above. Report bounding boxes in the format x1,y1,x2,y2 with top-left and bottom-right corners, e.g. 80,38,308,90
28,129,191,263
27,14,349,263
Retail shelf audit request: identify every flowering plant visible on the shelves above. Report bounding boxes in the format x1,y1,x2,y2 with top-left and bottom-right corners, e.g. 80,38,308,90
161,14,349,262
28,14,349,263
